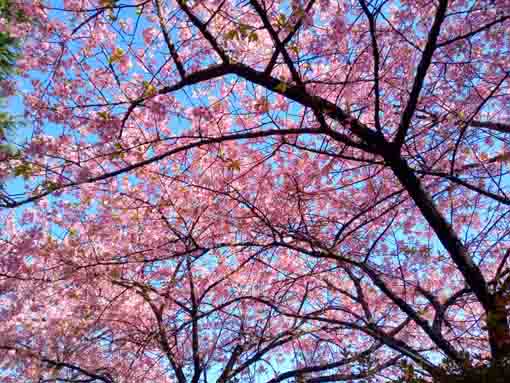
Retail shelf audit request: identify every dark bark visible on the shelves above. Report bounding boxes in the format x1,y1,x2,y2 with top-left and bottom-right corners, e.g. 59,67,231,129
384,150,510,363
437,365,510,383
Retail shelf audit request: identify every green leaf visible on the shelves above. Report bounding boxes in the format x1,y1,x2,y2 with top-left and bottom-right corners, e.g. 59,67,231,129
276,13,286,27
109,47,124,64
143,81,157,97
110,268,121,279
248,32,258,42
227,159,241,172
98,111,111,120
274,81,288,93
42,180,60,192
224,29,239,41
13,163,32,179
100,0,117,8
295,9,305,18
111,143,125,159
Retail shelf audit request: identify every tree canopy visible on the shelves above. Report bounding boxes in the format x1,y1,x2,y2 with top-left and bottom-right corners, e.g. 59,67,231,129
0,0,20,79
1,0,510,382
0,0,23,145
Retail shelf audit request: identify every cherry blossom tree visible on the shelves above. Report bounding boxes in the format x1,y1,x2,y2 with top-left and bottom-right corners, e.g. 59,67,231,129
1,0,510,381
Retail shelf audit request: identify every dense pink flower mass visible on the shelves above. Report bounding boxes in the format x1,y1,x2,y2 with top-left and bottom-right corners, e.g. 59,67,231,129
1,0,510,381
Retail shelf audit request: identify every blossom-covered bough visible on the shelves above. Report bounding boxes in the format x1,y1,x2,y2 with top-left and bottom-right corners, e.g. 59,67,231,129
0,0,510,382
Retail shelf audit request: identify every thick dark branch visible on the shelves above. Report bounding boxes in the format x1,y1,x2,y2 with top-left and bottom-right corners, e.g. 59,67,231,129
228,63,385,149
437,15,510,47
176,0,229,62
346,268,373,322
359,264,462,363
265,343,383,383
417,170,510,206
248,294,439,375
228,334,299,378
385,155,491,311
249,0,302,84
118,63,234,137
155,0,185,79
187,258,202,383
42,359,115,383
469,120,510,134
2,125,322,208
359,0,382,133
394,0,448,149
217,344,243,383
6,61,390,208
112,281,186,383
264,0,316,76
307,356,401,382
71,9,105,35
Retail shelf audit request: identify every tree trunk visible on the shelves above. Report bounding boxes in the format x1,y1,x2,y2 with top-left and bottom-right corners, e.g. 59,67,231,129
487,296,510,363
437,365,510,383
